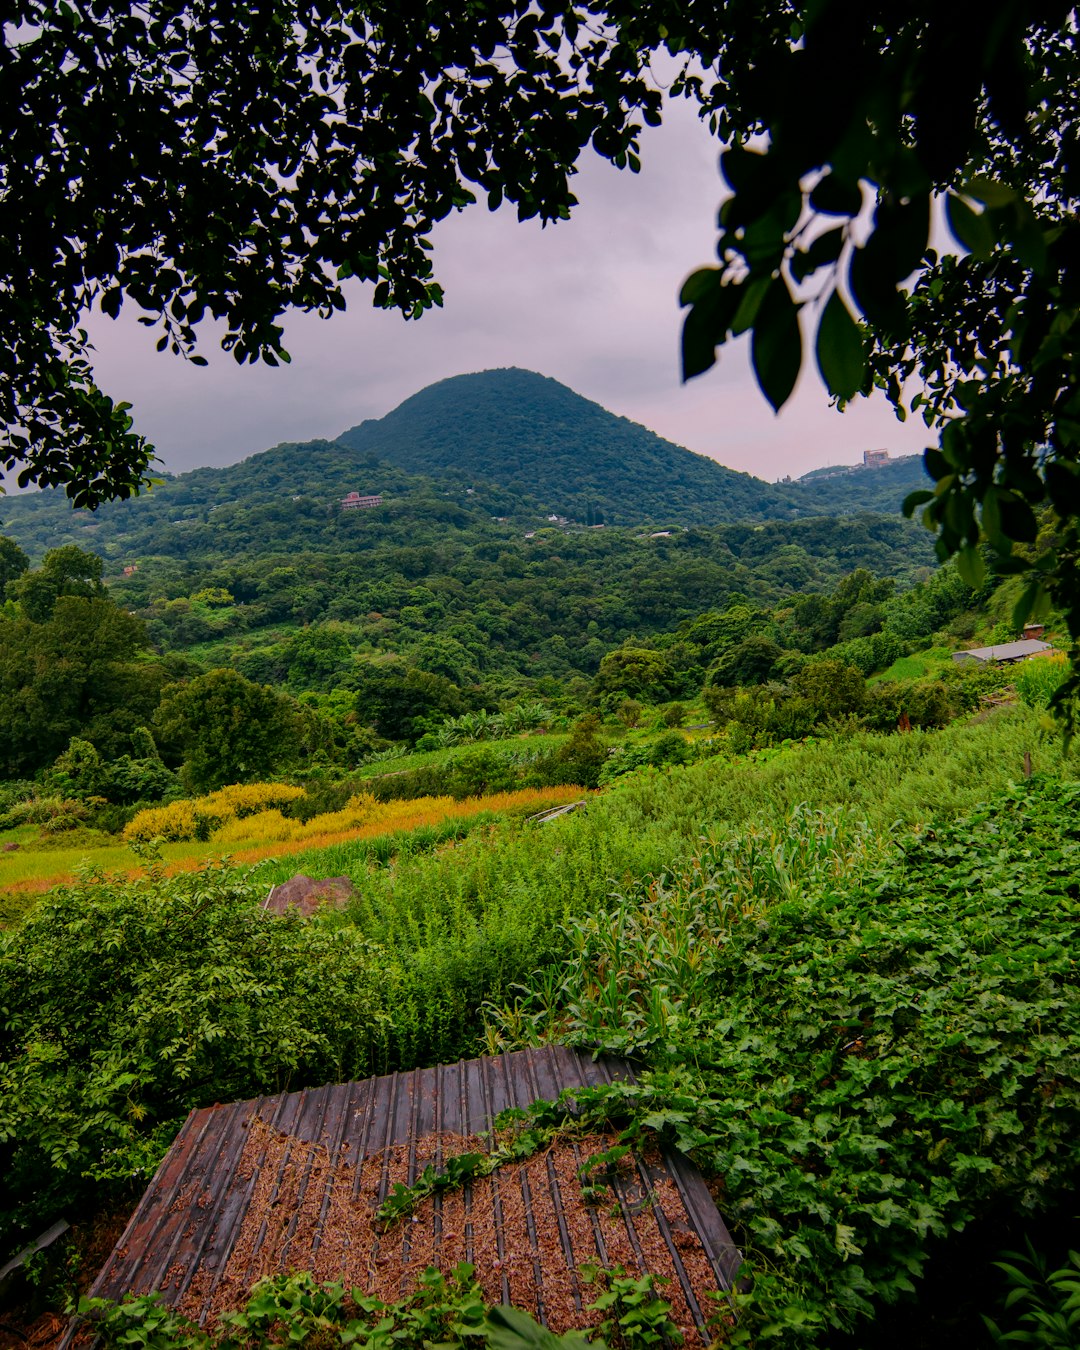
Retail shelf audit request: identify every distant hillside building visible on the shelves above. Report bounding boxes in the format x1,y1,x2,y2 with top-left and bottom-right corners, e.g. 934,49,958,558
340,491,382,510
863,449,890,467
951,638,1053,666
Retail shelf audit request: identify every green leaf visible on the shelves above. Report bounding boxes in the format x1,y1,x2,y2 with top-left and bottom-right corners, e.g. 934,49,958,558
903,488,934,517
961,176,1018,209
791,226,846,283
945,194,996,260
485,1305,595,1350
730,275,771,337
955,546,986,588
815,290,866,400
1011,579,1047,630
678,267,721,307
680,273,743,381
751,278,802,412
809,173,863,217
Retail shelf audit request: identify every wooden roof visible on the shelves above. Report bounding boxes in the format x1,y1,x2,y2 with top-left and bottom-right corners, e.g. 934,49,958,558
81,1047,740,1343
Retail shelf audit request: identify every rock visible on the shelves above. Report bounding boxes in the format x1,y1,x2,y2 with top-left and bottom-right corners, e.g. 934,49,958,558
263,874,355,917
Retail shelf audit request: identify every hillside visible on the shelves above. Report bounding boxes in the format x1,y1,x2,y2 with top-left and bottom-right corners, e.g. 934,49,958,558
790,453,930,514
0,440,517,564
335,367,800,526
0,370,931,563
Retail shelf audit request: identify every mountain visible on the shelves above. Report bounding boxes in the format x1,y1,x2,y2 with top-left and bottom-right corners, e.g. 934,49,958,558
789,454,931,515
0,441,511,564
0,368,930,564
335,367,799,526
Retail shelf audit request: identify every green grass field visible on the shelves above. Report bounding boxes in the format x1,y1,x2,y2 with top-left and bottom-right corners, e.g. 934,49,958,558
871,644,955,682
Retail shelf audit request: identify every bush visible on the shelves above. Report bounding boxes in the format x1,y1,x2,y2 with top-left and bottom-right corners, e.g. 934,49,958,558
45,738,180,807
793,659,867,717
550,714,609,789
863,679,961,732
616,698,645,728
648,731,691,768
0,862,393,1245
123,797,201,842
491,780,1080,1347
1,794,88,829
0,780,35,818
124,783,306,843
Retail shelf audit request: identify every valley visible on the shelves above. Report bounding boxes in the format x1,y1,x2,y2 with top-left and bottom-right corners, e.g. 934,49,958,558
0,372,1076,1350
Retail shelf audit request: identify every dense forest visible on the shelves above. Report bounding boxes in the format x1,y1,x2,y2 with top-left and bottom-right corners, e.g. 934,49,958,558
0,509,956,785
0,369,931,564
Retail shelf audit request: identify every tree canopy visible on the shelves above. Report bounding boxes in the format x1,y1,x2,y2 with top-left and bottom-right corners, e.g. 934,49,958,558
3,1,1078,659
2,0,665,504
677,0,1080,653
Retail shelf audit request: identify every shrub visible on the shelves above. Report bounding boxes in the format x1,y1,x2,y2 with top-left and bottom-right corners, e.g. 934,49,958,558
0,861,393,1245
863,679,960,732
617,698,645,728
647,732,691,768
792,658,867,717
122,798,201,842
212,808,297,844
124,783,306,843
2,794,88,828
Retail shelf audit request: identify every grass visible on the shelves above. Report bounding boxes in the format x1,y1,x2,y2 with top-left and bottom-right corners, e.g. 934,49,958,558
5,703,1080,1346
349,731,576,779
871,645,955,682
0,785,585,914
602,702,1074,842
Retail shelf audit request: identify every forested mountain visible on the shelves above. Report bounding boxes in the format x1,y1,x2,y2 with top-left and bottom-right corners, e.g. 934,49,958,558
790,454,930,514
335,368,803,525
0,368,931,564
102,514,938,688
0,440,514,564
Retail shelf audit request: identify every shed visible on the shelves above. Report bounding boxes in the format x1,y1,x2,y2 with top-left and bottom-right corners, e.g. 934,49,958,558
951,638,1054,665
78,1047,739,1344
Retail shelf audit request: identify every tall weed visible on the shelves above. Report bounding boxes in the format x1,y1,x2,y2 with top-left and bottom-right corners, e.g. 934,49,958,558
487,778,1080,1347
1014,651,1070,708
486,805,886,1057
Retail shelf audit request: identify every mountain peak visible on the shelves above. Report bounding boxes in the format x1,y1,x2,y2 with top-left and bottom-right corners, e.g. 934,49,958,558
336,369,792,526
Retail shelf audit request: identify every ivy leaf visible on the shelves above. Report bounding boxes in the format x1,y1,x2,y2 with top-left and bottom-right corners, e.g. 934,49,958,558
815,290,866,400
751,278,802,412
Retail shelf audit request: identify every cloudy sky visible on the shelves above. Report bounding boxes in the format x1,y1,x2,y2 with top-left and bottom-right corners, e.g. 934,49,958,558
84,95,933,485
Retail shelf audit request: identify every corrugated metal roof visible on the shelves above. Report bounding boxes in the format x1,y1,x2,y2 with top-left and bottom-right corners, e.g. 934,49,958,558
78,1047,740,1344
951,638,1053,663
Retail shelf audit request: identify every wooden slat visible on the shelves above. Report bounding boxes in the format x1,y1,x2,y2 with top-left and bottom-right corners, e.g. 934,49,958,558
81,1047,742,1335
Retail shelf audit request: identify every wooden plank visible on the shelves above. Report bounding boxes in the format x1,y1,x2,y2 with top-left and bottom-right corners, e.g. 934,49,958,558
83,1048,740,1339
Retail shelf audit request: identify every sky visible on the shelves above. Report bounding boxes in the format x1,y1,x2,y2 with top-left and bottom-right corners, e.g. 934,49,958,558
83,96,934,485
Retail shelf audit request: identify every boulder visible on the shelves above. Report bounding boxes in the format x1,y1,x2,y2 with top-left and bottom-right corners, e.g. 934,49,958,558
263,874,355,917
